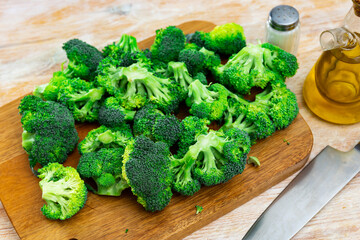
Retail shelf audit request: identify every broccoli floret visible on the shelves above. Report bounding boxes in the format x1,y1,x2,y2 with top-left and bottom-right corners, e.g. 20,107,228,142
97,62,182,113
199,47,221,71
175,116,210,158
204,23,246,55
122,136,173,211
98,97,136,128
77,148,129,196
38,163,87,220
184,42,200,50
166,62,204,95
150,26,186,63
133,104,181,147
102,34,140,59
213,43,299,95
78,124,133,155
193,72,208,85
170,147,201,196
251,79,299,130
33,69,71,101
262,42,299,78
19,95,78,168
62,39,103,81
186,80,228,121
189,31,207,48
172,130,250,189
57,78,105,122
215,44,280,95
220,92,275,143
178,48,221,76
178,49,206,76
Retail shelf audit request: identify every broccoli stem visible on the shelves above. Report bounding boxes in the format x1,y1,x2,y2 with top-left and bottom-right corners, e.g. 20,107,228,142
33,83,48,99
188,80,219,104
97,130,115,144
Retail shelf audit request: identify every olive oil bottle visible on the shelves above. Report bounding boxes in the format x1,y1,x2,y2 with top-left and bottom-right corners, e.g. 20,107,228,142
303,0,360,124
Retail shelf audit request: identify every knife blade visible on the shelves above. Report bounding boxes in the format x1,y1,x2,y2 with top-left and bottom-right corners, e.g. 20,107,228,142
243,143,360,240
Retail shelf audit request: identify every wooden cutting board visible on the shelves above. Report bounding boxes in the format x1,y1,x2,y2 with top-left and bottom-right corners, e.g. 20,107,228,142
0,21,313,240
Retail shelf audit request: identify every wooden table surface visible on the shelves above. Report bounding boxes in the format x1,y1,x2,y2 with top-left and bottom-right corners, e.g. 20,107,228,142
1,0,359,239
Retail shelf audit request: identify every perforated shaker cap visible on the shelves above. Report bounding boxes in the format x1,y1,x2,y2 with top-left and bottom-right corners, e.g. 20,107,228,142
269,5,299,31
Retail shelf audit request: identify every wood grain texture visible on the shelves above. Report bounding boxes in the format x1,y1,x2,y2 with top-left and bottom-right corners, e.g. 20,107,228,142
0,21,313,240
1,0,360,239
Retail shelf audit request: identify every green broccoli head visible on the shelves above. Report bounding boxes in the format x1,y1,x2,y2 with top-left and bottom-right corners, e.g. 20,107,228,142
199,47,221,71
204,23,246,55
219,44,280,95
262,42,299,78
151,26,186,63
77,148,129,196
133,104,181,147
98,97,136,128
19,95,78,168
102,34,140,59
175,116,210,158
220,92,275,143
191,130,249,186
178,49,206,76
189,31,207,48
78,124,133,155
122,136,173,211
38,163,87,220
62,39,103,81
186,80,228,121
184,42,200,50
97,62,182,113
57,78,105,122
254,79,299,130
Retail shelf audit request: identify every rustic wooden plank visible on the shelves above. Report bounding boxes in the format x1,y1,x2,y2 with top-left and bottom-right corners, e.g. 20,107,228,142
0,20,313,240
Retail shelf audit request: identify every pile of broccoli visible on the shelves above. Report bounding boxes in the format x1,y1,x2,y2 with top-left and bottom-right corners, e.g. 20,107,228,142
20,22,299,218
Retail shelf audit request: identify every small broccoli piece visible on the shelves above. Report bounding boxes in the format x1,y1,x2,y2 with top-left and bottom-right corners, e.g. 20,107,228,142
62,39,103,81
57,78,105,122
189,31,207,48
98,97,136,127
77,148,129,196
33,69,71,101
97,62,182,113
204,23,246,55
38,163,87,220
133,104,181,147
178,49,206,76
186,80,228,121
184,42,200,50
175,116,210,158
220,92,275,143
178,48,221,77
19,95,78,168
193,72,208,85
195,205,203,215
122,136,173,212
151,26,186,63
166,62,203,96
102,34,140,59
173,130,250,188
262,42,299,78
78,124,133,155
251,79,299,130
248,156,260,167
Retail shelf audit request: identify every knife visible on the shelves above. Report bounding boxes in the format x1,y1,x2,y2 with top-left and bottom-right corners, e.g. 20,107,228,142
243,143,360,240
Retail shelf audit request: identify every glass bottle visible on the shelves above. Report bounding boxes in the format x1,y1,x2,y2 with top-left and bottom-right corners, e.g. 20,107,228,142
303,0,360,124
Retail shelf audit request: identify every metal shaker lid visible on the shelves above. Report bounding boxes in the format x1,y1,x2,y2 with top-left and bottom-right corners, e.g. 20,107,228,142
269,5,299,31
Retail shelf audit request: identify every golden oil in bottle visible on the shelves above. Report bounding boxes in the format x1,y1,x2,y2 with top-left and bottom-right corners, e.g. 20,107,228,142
303,43,360,124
